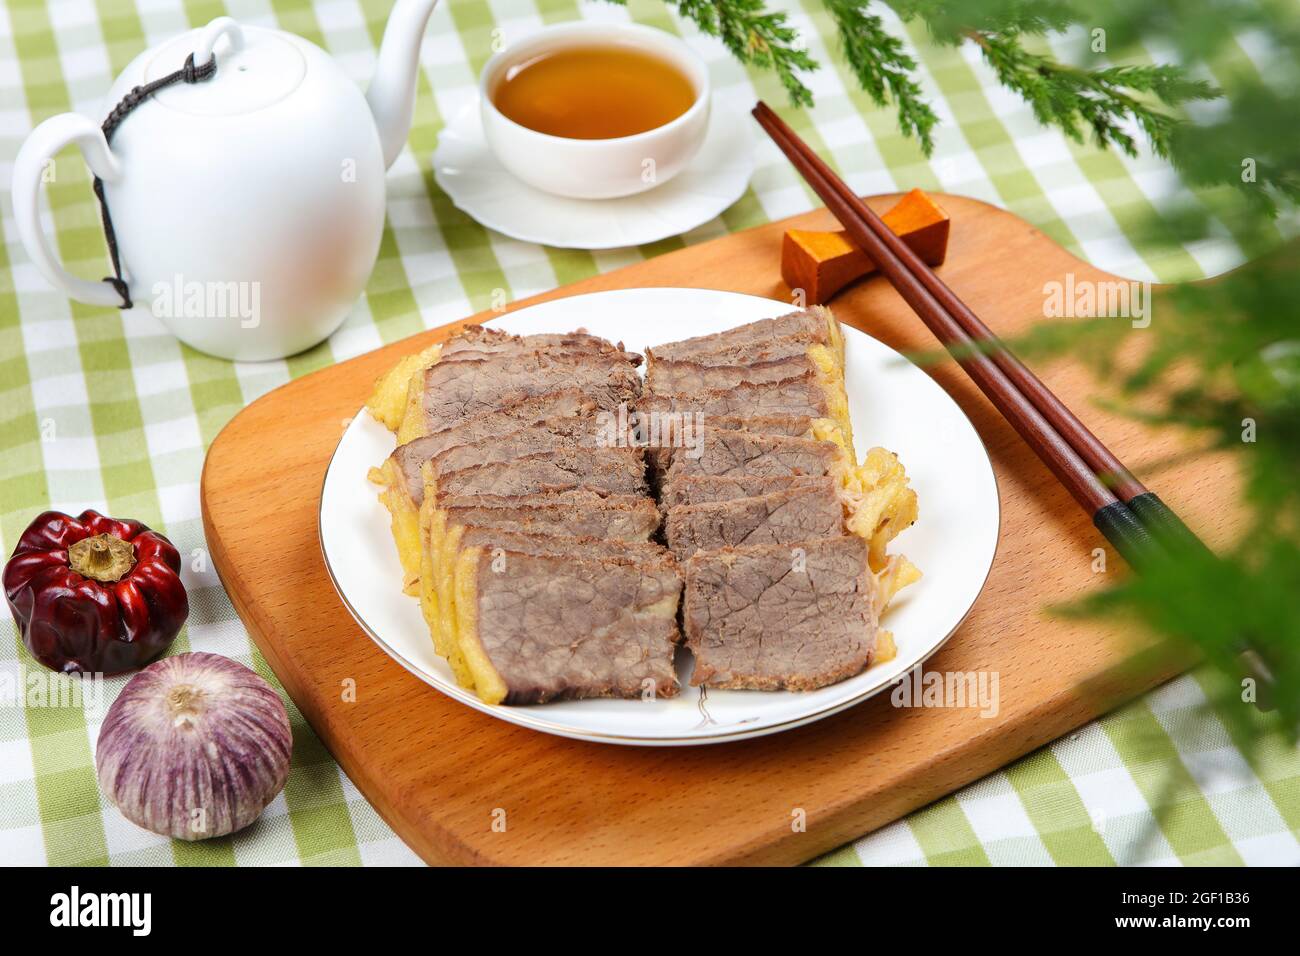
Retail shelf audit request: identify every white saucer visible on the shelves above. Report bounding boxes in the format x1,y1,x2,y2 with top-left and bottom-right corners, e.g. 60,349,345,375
432,98,755,249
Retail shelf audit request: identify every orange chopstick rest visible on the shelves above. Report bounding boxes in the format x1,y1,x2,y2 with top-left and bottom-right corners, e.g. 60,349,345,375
781,188,950,304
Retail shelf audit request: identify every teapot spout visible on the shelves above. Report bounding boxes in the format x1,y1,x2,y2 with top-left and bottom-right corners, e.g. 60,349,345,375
366,0,441,169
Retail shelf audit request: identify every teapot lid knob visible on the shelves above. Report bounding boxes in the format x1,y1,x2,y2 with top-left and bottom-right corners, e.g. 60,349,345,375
194,17,245,65
140,20,307,116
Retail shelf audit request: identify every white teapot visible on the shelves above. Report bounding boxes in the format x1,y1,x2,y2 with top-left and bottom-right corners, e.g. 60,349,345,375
12,1,440,360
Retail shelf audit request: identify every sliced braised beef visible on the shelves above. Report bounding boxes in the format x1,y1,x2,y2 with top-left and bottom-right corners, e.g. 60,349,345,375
441,325,639,365
439,488,647,510
432,447,648,500
373,309,899,704
462,550,682,704
423,416,610,483
702,413,814,437
455,527,667,563
638,412,815,476
645,354,816,394
646,309,832,363
392,409,602,503
637,373,830,419
416,351,641,433
664,485,845,560
663,430,839,482
645,334,813,372
405,389,596,463
683,536,877,691
439,492,659,542
659,474,837,510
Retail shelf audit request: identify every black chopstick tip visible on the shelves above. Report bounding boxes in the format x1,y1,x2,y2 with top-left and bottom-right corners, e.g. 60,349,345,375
1092,500,1162,570
1126,491,1209,556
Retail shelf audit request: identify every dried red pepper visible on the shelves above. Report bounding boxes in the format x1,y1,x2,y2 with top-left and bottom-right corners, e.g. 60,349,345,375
4,510,188,675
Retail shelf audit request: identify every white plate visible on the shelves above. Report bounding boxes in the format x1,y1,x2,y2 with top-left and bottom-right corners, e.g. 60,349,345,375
432,98,754,249
320,288,1000,746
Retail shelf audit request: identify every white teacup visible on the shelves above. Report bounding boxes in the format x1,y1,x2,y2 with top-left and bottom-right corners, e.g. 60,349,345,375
479,22,711,200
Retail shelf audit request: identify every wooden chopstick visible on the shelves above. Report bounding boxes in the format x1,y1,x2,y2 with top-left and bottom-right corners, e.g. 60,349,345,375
752,101,1206,562
751,101,1160,567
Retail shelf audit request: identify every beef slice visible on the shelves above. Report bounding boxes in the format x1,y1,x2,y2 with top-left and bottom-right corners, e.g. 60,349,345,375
664,484,844,560
459,551,682,705
683,536,878,691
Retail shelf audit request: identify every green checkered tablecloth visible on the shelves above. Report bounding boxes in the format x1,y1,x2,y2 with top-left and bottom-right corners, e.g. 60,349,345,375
2,0,1297,867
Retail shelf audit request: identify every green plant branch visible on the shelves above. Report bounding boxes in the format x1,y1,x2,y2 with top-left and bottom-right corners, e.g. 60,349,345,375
621,1,1218,166
823,1,939,151
963,30,1218,160
605,0,820,106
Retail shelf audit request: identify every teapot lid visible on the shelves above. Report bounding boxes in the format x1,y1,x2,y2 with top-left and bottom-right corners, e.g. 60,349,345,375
143,22,306,116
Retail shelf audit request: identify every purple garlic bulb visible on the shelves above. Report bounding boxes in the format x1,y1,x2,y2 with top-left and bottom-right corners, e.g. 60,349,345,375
96,652,292,841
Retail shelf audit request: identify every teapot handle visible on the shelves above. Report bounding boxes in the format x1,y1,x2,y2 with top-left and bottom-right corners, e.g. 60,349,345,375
11,112,125,308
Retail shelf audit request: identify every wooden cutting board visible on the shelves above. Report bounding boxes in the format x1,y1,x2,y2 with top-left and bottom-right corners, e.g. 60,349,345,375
201,194,1236,866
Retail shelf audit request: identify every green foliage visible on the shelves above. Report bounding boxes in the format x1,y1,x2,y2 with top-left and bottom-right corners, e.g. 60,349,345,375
997,0,1300,740
605,0,820,106
971,39,1218,160
1015,252,1300,742
620,1,1221,163
888,0,1079,40
823,1,939,150
1062,533,1300,745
